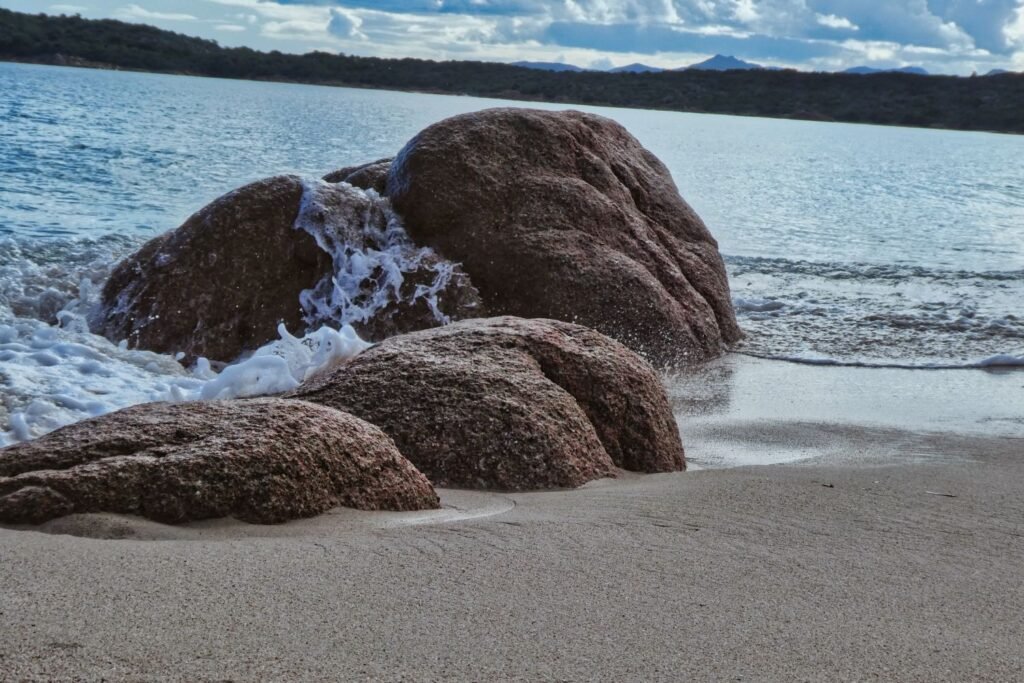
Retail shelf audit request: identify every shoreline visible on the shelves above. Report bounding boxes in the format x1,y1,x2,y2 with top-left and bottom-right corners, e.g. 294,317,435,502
2,354,1022,679
4,58,1023,139
2,424,1021,680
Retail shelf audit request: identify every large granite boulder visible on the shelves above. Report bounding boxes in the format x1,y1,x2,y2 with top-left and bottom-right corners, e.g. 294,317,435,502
97,176,322,362
0,398,439,525
96,175,480,362
387,108,741,366
289,317,684,490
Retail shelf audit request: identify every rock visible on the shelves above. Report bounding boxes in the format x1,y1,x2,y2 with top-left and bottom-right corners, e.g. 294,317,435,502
387,108,742,366
96,175,481,362
0,398,439,525
96,175,325,362
323,158,392,194
289,317,684,490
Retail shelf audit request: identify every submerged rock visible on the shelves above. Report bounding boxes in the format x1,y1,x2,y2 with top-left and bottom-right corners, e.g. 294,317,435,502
0,398,439,525
323,157,392,194
289,316,684,490
387,108,741,366
96,175,480,362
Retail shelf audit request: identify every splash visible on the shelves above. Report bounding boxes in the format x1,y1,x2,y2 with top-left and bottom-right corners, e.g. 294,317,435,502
293,179,457,329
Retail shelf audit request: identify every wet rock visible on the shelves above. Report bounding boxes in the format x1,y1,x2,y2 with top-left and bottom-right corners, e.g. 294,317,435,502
323,158,392,194
96,175,480,362
387,108,742,366
96,175,325,362
290,317,685,490
0,398,439,525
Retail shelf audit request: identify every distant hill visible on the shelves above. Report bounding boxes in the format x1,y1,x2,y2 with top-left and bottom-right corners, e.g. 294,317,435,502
844,65,929,76
511,61,585,72
609,63,664,73
2,9,1023,135
985,69,1010,76
685,54,762,71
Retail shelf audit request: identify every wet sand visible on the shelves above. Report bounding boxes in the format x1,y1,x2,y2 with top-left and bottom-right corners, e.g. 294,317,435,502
2,357,1023,681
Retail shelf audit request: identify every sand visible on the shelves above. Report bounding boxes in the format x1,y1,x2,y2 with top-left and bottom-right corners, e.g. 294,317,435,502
2,357,1023,681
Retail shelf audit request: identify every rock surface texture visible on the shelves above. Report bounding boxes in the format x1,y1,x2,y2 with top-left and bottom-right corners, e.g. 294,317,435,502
290,317,685,490
0,399,439,525
323,158,392,194
387,108,741,365
97,175,322,362
96,174,479,361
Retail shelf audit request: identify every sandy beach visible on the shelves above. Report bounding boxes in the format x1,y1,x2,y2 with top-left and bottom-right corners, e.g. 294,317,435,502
3,357,1021,682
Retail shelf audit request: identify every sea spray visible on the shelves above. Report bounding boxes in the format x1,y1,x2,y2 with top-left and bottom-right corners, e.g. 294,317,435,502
293,178,457,329
0,177,480,445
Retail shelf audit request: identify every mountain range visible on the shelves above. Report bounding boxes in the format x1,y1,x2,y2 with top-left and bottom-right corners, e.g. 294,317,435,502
513,54,953,77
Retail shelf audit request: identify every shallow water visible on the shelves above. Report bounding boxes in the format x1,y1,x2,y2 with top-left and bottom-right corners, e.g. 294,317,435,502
668,354,1024,467
1,61,1023,446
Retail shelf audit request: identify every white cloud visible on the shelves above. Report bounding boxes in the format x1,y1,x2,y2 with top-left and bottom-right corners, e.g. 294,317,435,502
732,0,759,24
815,13,857,31
114,4,197,22
1006,5,1024,46
327,9,364,40
261,19,330,40
215,23,247,32
49,4,88,13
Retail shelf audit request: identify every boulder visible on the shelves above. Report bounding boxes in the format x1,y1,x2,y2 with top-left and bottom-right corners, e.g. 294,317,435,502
387,108,742,366
323,158,392,194
96,175,481,362
97,175,323,362
289,317,684,490
0,398,439,525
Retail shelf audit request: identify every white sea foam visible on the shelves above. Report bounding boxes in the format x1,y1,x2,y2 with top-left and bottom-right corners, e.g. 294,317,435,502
0,178,466,446
293,179,456,329
739,350,1024,370
0,314,369,447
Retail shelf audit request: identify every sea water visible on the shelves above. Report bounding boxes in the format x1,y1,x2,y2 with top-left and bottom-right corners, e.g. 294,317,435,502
1,62,1022,446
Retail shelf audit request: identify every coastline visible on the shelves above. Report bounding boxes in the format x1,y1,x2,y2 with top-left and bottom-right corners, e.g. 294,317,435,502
3,57,1023,139
3,355,1022,681
1,54,1021,679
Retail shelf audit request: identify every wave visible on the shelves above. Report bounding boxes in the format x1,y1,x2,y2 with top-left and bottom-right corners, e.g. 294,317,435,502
725,253,1024,367
725,254,1024,283
0,179,458,446
736,350,1024,370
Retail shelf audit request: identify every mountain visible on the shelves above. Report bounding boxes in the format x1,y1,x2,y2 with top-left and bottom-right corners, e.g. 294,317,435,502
985,69,1010,76
684,54,762,71
609,63,664,73
844,65,929,76
511,61,585,72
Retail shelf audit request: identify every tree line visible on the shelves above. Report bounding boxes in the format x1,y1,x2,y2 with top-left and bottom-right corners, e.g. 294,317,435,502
3,8,1023,134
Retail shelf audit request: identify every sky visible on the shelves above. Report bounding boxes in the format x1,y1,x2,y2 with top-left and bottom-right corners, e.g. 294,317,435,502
6,0,1024,75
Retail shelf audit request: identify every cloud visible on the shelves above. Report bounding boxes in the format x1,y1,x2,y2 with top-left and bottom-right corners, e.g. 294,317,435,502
815,13,857,31
49,4,89,13
327,8,362,38
31,0,1017,74
114,3,198,21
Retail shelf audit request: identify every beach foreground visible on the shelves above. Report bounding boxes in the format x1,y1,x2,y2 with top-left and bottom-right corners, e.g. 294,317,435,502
2,414,1021,681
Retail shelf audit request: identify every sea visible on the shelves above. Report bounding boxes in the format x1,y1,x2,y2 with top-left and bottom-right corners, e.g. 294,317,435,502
2,62,1022,458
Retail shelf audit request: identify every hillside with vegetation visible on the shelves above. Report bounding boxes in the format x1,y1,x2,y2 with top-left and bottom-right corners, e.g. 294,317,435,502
3,8,1023,134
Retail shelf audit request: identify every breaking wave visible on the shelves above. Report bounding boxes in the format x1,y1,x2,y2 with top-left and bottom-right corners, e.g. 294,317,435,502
0,180,459,446
727,255,1024,369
